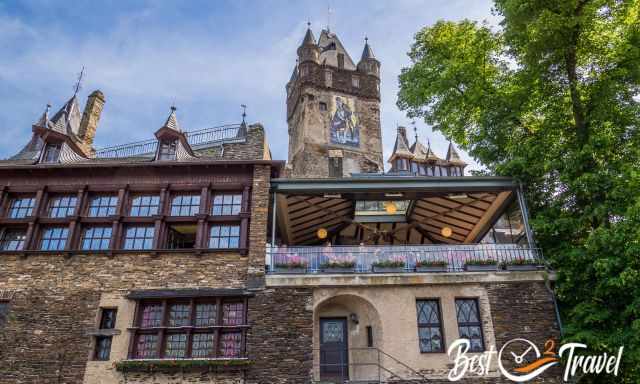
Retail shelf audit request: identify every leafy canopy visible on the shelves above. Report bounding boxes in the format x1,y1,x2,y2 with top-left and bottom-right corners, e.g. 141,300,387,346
398,1,640,382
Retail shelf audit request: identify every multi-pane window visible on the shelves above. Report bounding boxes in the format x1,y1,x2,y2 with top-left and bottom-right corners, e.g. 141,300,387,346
94,308,117,361
131,298,247,359
123,226,154,250
8,197,35,219
88,196,118,217
42,143,62,163
209,225,240,249
48,195,77,218
0,229,26,251
171,195,201,216
455,299,485,352
129,196,160,217
416,299,444,353
81,227,112,251
211,194,242,216
158,140,177,160
40,227,69,251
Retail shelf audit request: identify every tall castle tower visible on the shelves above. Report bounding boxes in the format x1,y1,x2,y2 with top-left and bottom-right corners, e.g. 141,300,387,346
286,25,384,178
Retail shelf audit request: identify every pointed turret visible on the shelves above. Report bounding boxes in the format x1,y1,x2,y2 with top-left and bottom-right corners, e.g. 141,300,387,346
163,106,181,132
154,106,195,161
446,141,466,165
49,95,82,136
297,23,321,65
388,126,414,172
409,127,428,162
357,37,380,78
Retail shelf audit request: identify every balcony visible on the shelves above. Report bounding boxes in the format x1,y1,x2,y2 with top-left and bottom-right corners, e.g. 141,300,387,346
267,243,544,275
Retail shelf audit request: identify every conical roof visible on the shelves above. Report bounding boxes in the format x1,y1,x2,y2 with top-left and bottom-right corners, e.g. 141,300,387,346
388,126,414,162
301,26,317,46
410,138,428,162
360,39,376,62
163,107,181,131
446,141,466,164
48,95,82,136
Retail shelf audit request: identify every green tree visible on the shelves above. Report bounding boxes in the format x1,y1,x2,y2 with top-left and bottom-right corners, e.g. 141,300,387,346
398,1,640,382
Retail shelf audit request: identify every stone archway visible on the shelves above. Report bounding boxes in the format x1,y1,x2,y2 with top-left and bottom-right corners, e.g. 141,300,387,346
313,294,383,383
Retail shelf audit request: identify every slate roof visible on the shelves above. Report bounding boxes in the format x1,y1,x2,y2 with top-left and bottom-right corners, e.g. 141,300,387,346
318,29,356,70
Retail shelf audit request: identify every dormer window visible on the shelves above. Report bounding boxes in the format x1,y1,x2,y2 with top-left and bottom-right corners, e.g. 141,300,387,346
158,140,177,160
42,143,62,163
395,159,408,171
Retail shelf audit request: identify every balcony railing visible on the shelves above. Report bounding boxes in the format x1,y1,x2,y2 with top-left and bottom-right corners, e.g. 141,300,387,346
267,244,544,274
94,124,245,158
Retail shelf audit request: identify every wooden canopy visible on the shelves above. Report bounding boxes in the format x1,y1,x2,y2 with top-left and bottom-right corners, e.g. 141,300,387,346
271,177,517,246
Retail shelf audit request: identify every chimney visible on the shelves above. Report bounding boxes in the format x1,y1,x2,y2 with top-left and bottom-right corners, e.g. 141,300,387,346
78,90,105,153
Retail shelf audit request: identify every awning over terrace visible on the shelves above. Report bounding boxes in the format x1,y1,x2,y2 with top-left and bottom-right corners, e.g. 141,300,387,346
270,176,533,247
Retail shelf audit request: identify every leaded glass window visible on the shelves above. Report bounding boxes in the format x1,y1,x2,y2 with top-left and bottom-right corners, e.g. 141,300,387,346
209,225,240,249
129,195,160,217
416,299,444,353
211,194,242,215
131,298,246,360
168,303,190,327
47,195,77,218
135,334,159,358
219,331,242,357
81,227,112,250
0,229,26,251
192,332,215,358
123,226,154,250
170,195,200,216
455,298,485,352
40,226,68,251
8,197,35,218
88,196,118,217
164,333,187,358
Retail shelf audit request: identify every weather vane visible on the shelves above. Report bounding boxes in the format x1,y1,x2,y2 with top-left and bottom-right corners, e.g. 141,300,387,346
73,66,85,95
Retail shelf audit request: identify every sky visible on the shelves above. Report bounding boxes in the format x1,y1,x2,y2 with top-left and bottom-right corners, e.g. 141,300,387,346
0,0,500,171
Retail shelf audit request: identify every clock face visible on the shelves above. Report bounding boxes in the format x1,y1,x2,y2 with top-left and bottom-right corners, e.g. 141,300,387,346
498,338,559,382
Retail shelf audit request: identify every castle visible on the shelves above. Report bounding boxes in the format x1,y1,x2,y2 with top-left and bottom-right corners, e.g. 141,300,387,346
0,24,560,384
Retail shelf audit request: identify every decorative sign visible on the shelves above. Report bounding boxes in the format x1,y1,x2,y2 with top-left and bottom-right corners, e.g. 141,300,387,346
330,96,360,147
441,227,453,238
317,228,328,239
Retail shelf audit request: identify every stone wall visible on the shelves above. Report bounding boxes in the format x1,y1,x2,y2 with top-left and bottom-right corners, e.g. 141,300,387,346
196,124,268,161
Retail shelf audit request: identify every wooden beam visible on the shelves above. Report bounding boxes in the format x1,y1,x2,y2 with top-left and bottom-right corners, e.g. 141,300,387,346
464,191,512,243
275,193,293,244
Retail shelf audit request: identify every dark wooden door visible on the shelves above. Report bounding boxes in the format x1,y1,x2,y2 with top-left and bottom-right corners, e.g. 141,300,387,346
320,317,348,381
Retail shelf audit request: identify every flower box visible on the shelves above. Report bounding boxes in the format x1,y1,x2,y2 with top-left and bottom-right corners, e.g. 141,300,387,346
372,266,405,273
465,264,499,272
415,265,448,273
505,264,539,271
323,267,355,274
114,358,252,373
273,267,307,274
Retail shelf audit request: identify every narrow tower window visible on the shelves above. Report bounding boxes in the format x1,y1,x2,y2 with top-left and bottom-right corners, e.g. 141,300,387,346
337,53,345,69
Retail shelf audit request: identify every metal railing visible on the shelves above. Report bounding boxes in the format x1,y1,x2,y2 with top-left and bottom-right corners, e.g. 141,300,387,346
313,347,430,383
94,124,245,158
267,244,543,274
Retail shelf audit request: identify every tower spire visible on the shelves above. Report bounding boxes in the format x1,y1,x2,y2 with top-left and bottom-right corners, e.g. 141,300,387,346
74,66,85,95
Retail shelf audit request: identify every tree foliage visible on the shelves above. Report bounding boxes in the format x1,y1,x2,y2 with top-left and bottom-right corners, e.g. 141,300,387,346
398,1,640,382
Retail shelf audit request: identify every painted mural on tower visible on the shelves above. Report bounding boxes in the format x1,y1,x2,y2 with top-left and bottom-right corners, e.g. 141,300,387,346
330,96,360,146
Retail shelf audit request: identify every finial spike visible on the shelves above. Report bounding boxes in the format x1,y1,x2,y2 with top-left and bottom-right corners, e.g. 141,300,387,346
73,66,85,95
241,104,247,124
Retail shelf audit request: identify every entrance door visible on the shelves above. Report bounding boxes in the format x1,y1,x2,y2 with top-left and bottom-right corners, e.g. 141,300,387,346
320,317,349,382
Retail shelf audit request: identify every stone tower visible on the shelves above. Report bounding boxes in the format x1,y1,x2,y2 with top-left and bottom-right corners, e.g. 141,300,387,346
286,25,383,178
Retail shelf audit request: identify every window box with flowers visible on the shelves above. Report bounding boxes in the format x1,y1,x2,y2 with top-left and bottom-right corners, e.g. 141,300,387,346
464,258,499,272
320,257,356,273
503,258,540,271
372,257,406,273
415,260,449,273
273,255,308,274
